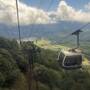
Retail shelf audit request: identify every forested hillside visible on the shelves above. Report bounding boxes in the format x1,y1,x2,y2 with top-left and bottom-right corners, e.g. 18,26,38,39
0,37,90,90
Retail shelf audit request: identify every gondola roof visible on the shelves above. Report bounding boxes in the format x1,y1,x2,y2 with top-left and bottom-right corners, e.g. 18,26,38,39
61,50,82,56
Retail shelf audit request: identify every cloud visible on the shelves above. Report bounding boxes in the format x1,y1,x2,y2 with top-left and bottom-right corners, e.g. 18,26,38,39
49,1,90,23
0,0,90,25
85,2,90,10
0,0,51,25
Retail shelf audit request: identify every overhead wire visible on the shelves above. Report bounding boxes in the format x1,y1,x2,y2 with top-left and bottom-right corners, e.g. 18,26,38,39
28,0,54,40
26,0,42,40
27,0,53,86
46,0,54,12
59,22,90,59
75,22,90,31
15,0,54,42
15,0,90,59
38,0,55,39
15,0,22,45
59,22,90,45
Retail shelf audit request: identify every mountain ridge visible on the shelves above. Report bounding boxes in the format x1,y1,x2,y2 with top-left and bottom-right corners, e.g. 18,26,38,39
0,21,90,43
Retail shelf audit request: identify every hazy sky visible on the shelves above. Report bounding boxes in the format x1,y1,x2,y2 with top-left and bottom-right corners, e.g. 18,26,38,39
0,0,90,25
19,0,90,11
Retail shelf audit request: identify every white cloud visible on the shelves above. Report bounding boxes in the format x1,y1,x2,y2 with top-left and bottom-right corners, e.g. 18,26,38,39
0,0,51,25
85,2,90,10
0,0,90,25
49,1,90,23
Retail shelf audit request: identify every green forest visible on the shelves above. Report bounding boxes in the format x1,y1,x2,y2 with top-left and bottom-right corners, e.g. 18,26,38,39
0,37,90,90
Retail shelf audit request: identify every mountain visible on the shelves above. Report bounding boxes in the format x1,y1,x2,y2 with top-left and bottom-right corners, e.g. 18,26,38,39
0,21,90,44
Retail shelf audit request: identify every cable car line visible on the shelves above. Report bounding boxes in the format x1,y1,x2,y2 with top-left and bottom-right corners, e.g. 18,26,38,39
15,0,90,70
60,22,90,44
46,0,54,12
18,1,54,90
27,0,54,41
70,22,90,35
15,0,22,45
58,22,90,70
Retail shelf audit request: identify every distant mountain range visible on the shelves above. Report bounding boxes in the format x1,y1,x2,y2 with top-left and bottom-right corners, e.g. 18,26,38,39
0,21,90,44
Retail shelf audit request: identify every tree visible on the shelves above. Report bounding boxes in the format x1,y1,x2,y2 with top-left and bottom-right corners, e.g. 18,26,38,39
0,48,20,87
71,83,86,90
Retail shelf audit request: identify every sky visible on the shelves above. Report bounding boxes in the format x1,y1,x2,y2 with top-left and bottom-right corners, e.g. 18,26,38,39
0,0,90,25
20,0,90,11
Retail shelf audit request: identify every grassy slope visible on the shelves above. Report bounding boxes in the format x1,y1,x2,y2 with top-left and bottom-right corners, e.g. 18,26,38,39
35,39,90,65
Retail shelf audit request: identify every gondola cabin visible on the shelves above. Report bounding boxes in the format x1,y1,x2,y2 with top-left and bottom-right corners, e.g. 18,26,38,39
58,49,82,69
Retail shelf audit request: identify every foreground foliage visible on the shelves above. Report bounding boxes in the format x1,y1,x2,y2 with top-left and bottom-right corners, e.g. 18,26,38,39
0,37,90,90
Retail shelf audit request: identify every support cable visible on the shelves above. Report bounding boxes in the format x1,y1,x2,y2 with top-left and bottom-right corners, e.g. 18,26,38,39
60,23,90,44
15,0,22,45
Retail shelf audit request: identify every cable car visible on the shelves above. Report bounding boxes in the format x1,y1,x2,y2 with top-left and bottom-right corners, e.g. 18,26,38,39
58,49,82,69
